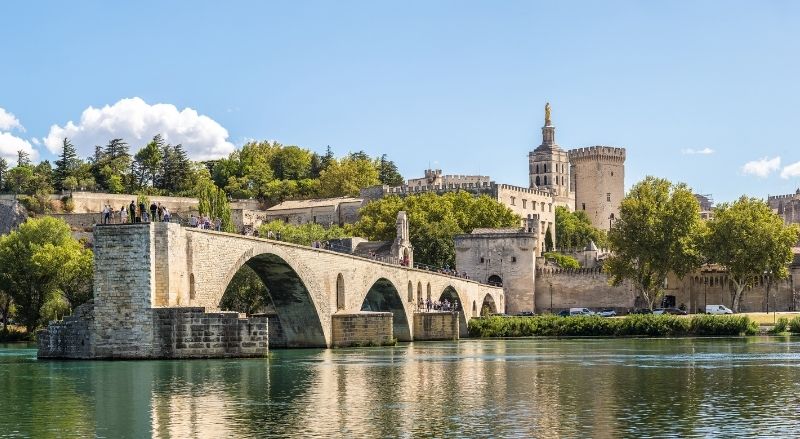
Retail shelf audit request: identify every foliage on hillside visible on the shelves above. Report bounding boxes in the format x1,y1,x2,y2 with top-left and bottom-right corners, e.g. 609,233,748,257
542,252,580,269
350,192,521,267
555,206,606,249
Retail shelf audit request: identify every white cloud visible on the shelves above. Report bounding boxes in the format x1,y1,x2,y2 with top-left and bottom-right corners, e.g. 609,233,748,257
30,137,40,145
741,156,781,178
681,147,714,155
0,131,37,165
0,107,24,132
43,97,235,160
780,161,800,179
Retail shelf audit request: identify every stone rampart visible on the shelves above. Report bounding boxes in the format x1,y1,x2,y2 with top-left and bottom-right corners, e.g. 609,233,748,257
331,312,394,347
37,302,95,359
534,268,637,313
413,312,459,341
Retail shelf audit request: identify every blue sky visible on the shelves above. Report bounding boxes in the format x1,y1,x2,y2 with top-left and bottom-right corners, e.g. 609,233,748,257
2,1,800,202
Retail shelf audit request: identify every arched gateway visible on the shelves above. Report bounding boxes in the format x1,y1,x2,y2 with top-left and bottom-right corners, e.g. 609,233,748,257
39,223,504,358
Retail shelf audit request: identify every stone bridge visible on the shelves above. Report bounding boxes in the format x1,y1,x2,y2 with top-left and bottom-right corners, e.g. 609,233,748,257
86,222,503,354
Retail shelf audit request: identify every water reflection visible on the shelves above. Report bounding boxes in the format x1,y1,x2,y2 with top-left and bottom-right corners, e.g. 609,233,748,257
2,338,800,438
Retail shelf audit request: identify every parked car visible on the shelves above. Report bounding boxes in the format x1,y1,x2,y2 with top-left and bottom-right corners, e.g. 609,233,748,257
598,309,617,317
653,307,687,315
569,307,594,316
631,308,653,314
517,311,536,317
705,304,734,315
557,310,570,317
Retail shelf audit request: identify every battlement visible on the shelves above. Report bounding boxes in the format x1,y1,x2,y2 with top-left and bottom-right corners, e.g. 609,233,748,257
386,181,494,195
568,146,626,162
536,266,605,276
768,192,800,202
496,183,553,198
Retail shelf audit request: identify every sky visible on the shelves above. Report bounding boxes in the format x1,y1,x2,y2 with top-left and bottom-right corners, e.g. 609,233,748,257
2,0,800,202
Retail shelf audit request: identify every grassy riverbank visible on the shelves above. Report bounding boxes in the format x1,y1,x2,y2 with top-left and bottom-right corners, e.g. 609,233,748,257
0,326,31,342
468,314,760,338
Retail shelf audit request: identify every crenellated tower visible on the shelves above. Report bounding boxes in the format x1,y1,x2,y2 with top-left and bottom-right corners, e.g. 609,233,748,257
528,103,574,209
568,146,626,231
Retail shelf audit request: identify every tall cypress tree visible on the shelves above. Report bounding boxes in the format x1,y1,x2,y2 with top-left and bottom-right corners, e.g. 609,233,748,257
54,138,80,191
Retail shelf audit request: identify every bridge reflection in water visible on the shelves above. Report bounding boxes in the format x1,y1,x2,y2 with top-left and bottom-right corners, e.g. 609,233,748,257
6,338,800,437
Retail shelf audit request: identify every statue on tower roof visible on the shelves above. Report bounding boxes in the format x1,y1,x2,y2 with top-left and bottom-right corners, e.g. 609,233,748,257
544,102,552,126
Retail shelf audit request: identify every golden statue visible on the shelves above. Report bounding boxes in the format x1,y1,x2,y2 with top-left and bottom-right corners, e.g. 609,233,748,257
544,102,551,126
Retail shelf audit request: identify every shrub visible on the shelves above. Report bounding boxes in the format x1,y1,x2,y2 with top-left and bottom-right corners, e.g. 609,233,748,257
61,196,75,213
789,316,800,333
543,252,580,269
770,317,789,334
468,314,759,338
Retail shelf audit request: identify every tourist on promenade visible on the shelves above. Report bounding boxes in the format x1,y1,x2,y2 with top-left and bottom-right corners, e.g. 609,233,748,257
189,214,198,228
138,201,146,222
150,202,158,222
162,206,170,223
120,205,127,224
130,200,137,222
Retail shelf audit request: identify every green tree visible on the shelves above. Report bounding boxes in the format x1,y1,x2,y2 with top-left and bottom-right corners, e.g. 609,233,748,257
377,154,404,186
132,135,164,188
544,228,554,252
605,177,705,310
705,197,800,312
6,166,34,197
0,217,94,332
317,156,380,197
17,150,31,167
195,170,234,232
259,220,347,246
0,157,7,190
219,265,270,314
350,192,520,267
53,138,81,191
555,206,607,249
271,145,312,180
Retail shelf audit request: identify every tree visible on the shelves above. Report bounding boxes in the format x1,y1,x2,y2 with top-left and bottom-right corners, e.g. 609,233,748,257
259,220,347,246
132,135,164,188
54,138,81,191
555,206,606,249
317,156,380,197
195,170,234,232
0,217,93,332
377,154,404,186
605,177,705,310
0,157,7,190
705,197,800,312
350,192,520,267
219,265,270,314
544,228,554,252
271,145,312,180
17,150,31,167
6,166,33,196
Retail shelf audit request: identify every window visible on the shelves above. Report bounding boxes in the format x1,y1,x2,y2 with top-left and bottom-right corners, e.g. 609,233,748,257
535,164,539,173
480,257,485,263
510,196,516,205
541,202,545,211
548,203,552,212
582,203,586,210
544,164,547,172
607,193,611,202
511,256,517,263
522,199,527,208
611,171,614,176
535,176,540,186
543,176,548,185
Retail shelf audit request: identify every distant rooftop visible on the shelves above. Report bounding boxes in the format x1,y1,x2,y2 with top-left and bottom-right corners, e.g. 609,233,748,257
266,197,362,211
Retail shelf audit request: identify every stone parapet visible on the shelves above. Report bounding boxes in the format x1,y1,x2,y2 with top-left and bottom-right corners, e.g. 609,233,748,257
568,146,626,162
413,312,459,341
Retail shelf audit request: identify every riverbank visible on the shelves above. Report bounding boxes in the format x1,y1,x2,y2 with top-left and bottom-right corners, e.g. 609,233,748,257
468,314,764,338
0,326,30,342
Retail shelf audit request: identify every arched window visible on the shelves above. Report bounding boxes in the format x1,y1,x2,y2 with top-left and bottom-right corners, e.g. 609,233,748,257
535,164,539,173
543,176,548,185
427,283,432,301
544,164,547,172
488,275,503,286
336,274,345,310
417,282,422,305
408,281,413,303
535,176,540,186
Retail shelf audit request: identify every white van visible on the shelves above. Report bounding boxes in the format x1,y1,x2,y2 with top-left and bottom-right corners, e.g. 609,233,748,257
705,305,733,315
569,308,594,316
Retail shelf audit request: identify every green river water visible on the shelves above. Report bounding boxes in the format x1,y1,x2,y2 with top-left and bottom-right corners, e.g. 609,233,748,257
1,337,800,438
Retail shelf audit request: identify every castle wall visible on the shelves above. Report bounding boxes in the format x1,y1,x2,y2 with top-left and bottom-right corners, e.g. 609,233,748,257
569,146,626,231
493,184,555,255
534,268,637,313
455,231,537,315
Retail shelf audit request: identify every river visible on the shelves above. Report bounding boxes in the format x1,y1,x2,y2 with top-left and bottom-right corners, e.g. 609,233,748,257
1,337,800,438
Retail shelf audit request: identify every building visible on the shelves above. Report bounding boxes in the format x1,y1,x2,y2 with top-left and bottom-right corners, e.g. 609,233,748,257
454,228,538,315
529,102,573,209
768,189,800,227
569,146,626,231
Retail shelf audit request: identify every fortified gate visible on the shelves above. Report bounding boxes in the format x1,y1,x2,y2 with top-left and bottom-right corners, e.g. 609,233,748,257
39,222,503,359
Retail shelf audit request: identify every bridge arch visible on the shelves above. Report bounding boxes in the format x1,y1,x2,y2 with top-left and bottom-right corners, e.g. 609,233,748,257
439,285,468,337
481,293,498,315
488,274,503,286
362,278,412,342
231,252,327,348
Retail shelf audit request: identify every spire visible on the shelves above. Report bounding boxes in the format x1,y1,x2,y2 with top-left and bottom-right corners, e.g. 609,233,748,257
536,102,558,151
544,102,552,126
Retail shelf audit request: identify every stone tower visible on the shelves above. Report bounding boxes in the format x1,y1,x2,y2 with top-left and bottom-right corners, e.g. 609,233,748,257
568,146,626,231
391,211,413,266
529,103,573,209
